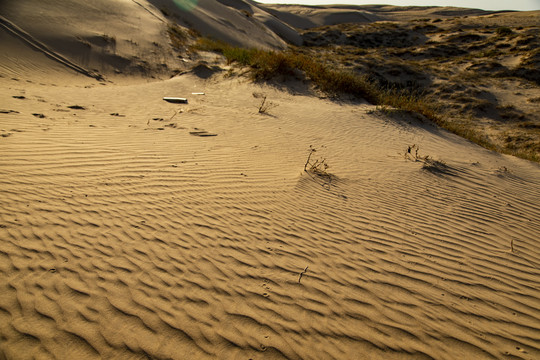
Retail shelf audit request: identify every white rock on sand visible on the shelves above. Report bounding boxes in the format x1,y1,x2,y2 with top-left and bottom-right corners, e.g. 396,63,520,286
1,1,539,359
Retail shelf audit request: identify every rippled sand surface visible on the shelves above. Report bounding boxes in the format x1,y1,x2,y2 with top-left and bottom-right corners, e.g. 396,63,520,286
1,73,539,359
1,0,540,358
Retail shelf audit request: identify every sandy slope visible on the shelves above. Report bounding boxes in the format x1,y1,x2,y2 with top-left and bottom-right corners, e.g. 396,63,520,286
0,0,185,80
2,66,540,360
1,1,540,359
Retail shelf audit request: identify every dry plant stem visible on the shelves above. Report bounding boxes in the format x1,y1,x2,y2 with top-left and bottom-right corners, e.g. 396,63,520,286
406,144,420,161
511,239,514,253
298,266,308,283
258,96,267,113
257,95,278,114
170,109,182,121
304,148,316,171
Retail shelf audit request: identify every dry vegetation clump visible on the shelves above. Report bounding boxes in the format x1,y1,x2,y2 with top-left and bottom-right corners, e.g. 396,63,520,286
302,23,421,49
193,38,293,80
168,24,200,51
512,49,540,85
302,146,337,189
497,105,527,121
168,24,188,49
495,26,513,36
304,146,333,178
253,92,278,114
405,144,452,175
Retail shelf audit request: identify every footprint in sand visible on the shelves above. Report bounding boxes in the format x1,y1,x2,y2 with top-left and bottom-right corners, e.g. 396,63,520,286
261,279,271,297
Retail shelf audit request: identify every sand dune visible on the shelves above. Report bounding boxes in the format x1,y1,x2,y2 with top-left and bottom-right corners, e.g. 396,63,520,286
1,1,540,359
258,4,495,29
147,0,297,49
0,1,185,83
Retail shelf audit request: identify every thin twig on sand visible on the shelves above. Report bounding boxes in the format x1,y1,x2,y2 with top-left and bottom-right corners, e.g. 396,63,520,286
298,266,308,283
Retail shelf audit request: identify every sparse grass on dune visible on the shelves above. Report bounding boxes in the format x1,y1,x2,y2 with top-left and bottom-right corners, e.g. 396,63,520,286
192,37,538,162
193,38,434,116
167,25,187,49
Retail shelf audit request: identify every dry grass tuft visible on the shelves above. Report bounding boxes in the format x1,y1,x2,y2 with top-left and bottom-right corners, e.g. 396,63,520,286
253,93,278,114
405,144,452,174
304,146,334,180
168,24,189,49
496,27,513,36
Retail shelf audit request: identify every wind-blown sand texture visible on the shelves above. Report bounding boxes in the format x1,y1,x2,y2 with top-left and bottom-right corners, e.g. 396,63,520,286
1,1,540,359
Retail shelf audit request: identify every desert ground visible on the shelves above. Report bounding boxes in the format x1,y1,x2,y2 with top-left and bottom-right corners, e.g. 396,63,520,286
1,1,539,359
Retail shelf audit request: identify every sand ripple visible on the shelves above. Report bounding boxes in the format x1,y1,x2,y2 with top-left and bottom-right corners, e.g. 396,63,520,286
1,76,539,359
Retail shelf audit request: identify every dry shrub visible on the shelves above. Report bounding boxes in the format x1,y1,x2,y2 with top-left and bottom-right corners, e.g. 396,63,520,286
496,27,513,36
253,93,278,114
304,146,332,178
405,144,451,174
